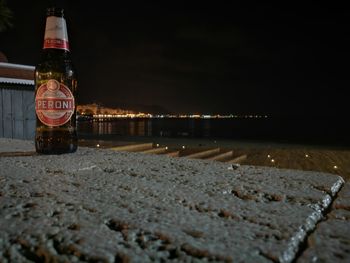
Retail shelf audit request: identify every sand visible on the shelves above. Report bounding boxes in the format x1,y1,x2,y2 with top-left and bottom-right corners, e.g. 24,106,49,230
79,137,350,181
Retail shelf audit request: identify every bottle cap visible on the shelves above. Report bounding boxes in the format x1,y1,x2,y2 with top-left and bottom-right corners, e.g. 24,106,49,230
47,7,64,17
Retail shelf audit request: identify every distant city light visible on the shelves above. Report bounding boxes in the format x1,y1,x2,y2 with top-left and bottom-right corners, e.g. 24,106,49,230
96,144,100,148
305,154,309,158
165,146,168,150
77,105,269,120
156,144,159,147
85,113,269,119
271,159,275,163
333,165,338,169
182,145,186,149
267,154,271,158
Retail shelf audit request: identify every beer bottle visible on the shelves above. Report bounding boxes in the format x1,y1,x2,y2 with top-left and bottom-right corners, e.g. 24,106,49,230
35,7,78,154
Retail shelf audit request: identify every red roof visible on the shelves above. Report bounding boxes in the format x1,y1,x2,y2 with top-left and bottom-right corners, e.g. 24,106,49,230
0,62,35,80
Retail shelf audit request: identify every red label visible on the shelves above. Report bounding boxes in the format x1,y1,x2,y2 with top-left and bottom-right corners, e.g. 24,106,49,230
35,79,75,127
44,38,70,50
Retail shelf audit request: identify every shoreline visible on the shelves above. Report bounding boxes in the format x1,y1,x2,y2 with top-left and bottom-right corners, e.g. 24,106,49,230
78,134,350,151
78,136,350,181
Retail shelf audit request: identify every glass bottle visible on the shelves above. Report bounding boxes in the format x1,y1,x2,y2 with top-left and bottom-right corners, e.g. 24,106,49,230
35,7,78,154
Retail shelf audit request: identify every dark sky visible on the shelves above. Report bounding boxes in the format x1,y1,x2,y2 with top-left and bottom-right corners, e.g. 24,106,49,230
1,1,350,116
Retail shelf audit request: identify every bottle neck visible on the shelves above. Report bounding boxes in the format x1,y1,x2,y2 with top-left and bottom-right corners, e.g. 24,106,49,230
43,15,70,51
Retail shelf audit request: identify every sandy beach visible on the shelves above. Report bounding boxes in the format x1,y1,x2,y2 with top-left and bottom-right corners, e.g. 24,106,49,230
79,136,350,181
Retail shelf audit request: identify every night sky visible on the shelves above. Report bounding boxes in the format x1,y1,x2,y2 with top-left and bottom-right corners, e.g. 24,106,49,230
1,1,350,117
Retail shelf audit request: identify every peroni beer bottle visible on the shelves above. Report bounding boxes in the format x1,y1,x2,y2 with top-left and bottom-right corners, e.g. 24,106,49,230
35,7,78,154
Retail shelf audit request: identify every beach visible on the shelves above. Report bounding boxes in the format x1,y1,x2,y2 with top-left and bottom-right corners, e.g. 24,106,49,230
79,136,350,181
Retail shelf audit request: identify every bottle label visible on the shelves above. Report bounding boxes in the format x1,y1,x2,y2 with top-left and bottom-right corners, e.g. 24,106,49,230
35,79,75,127
43,16,69,50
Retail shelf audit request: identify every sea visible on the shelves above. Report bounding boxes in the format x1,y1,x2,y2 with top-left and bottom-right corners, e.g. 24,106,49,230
77,117,349,149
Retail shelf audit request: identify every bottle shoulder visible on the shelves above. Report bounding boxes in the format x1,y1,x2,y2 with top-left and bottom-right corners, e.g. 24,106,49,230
36,50,76,75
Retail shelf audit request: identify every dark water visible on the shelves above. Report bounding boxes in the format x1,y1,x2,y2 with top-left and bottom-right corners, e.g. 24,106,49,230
77,117,350,148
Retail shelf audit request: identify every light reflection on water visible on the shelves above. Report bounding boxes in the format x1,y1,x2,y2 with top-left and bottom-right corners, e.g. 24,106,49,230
77,117,350,147
78,119,212,138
